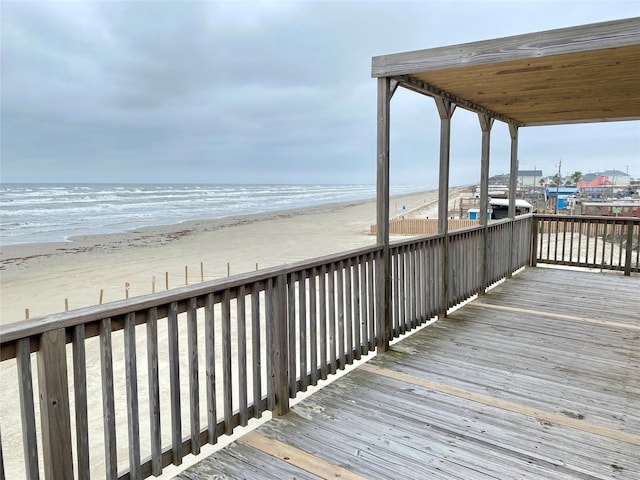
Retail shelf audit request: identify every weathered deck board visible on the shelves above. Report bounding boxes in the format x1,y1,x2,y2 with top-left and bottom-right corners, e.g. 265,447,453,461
177,267,640,480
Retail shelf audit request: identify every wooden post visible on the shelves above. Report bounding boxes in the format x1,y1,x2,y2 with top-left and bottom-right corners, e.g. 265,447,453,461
479,114,494,294
185,266,189,285
64,298,69,312
38,328,74,479
434,97,456,316
25,308,29,320
530,216,539,267
624,219,633,276
227,262,230,277
508,124,519,278
165,272,169,290
99,289,104,304
376,77,392,352
272,274,289,416
200,262,204,282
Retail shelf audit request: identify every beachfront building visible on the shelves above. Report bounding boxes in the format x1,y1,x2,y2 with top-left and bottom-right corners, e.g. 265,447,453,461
0,18,639,480
517,169,543,188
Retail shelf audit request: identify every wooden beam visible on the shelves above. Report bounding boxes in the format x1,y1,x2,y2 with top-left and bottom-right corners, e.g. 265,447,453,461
394,75,521,126
376,77,391,352
372,18,640,76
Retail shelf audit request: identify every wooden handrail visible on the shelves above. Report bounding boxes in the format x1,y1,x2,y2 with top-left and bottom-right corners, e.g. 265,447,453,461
0,216,534,480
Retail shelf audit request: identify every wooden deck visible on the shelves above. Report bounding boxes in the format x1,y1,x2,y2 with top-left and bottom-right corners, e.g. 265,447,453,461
176,267,640,480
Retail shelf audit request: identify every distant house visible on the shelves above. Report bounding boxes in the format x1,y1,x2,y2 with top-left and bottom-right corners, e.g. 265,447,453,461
545,186,579,210
518,170,543,187
578,170,631,189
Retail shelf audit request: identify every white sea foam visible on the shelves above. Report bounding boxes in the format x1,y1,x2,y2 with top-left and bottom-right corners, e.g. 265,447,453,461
0,183,424,246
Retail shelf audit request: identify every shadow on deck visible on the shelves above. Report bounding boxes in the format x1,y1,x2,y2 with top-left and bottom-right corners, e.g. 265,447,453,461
177,267,639,479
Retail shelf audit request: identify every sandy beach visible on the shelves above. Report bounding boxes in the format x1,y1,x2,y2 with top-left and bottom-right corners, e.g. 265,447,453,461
0,188,468,325
0,187,469,479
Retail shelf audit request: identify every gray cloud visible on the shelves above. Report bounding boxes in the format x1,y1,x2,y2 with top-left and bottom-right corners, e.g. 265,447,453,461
2,1,639,186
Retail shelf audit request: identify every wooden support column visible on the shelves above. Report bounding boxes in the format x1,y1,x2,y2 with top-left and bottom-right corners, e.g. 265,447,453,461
479,114,494,294
376,77,392,352
507,124,519,277
38,328,74,480
434,98,456,316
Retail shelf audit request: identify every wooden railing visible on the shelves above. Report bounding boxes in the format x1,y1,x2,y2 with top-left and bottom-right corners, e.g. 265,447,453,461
0,216,533,480
370,218,479,236
531,214,639,275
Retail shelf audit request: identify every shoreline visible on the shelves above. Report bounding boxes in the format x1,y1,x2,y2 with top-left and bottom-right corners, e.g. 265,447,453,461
0,189,429,262
1,188,469,324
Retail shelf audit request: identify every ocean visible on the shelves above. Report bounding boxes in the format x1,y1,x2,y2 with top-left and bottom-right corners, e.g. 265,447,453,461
0,183,424,246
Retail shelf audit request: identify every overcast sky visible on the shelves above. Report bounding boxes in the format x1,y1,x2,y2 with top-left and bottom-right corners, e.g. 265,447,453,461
2,1,639,187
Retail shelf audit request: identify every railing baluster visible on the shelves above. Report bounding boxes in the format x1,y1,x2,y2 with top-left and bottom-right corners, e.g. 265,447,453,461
399,246,406,333
167,303,182,466
298,272,307,391
38,328,74,480
612,222,625,266
328,263,337,375
251,285,262,417
601,220,608,268
368,252,376,350
624,220,634,276
16,338,39,480
272,274,289,416
337,261,345,370
319,265,328,380
221,289,233,433
392,248,399,337
187,298,200,454
205,293,217,441
344,260,354,365
100,318,118,478
124,313,141,479
287,273,297,397
72,324,90,479
309,269,318,385
146,307,162,475
237,286,248,425
360,256,368,353
353,258,361,360
265,279,276,408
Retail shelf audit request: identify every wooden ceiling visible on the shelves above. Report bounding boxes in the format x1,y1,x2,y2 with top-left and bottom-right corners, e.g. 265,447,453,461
371,18,640,126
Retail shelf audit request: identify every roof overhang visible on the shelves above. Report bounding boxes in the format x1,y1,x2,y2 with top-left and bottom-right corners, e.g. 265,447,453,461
371,18,640,127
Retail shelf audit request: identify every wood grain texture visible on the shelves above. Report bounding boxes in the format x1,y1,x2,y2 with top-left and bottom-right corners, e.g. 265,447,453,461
186,298,200,455
178,267,639,479
16,338,38,480
72,324,90,479
167,302,182,466
239,431,368,480
124,313,141,479
99,318,118,478
372,19,640,125
145,307,162,475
